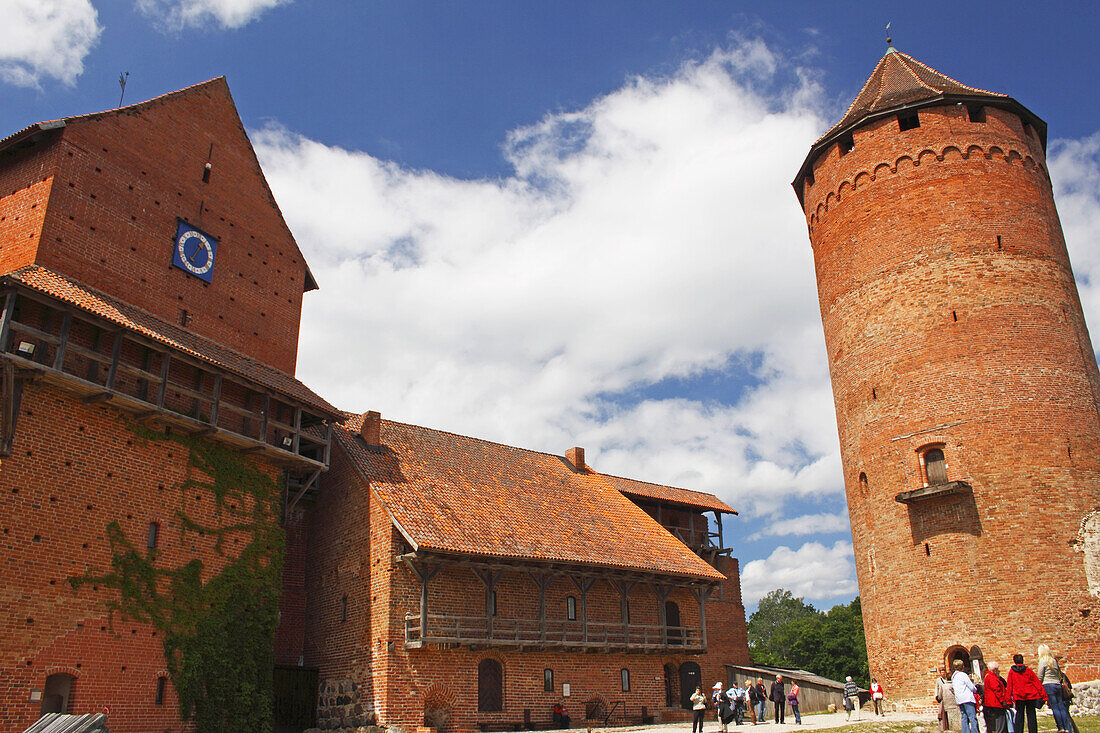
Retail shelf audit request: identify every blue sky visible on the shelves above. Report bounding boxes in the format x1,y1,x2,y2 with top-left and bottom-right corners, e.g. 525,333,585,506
4,0,1100,613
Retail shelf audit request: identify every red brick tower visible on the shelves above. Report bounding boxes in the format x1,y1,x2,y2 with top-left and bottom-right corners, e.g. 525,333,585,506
793,49,1100,702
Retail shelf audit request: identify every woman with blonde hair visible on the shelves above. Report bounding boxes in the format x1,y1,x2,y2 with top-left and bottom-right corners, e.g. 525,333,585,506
1037,645,1072,733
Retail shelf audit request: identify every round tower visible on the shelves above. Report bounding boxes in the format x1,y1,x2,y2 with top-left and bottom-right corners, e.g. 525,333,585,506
794,49,1100,701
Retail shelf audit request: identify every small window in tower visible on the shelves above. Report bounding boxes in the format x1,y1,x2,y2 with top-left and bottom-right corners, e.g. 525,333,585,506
488,590,497,617
566,595,577,621
147,522,159,551
155,676,166,705
967,105,986,123
544,668,554,692
898,112,920,131
923,448,949,485
859,473,869,495
621,668,631,692
341,595,348,622
838,133,855,156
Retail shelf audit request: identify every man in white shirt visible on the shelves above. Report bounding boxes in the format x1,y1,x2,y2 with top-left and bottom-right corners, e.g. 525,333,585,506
951,660,980,733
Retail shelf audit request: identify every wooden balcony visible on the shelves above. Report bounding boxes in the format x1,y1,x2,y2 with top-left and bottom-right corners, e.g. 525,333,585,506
404,613,705,653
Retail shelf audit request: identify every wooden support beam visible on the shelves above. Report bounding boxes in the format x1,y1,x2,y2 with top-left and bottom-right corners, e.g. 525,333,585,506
261,393,270,445
570,575,596,644
690,585,714,648
403,558,443,643
210,374,222,426
52,312,72,371
81,392,112,404
156,354,171,408
0,292,14,354
716,510,724,550
104,331,123,389
475,568,503,640
528,570,556,643
285,468,320,517
292,405,302,454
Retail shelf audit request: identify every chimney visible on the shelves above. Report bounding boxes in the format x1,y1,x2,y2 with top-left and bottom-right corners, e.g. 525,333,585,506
565,446,585,471
361,411,381,446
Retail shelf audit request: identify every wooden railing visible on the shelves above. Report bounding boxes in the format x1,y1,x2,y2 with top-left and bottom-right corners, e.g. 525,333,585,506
404,613,704,652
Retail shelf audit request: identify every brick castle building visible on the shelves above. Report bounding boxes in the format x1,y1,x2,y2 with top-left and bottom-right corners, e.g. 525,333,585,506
793,49,1100,703
0,81,749,732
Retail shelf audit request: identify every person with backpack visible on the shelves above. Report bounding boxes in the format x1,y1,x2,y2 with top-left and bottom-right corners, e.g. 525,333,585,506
729,683,748,726
844,676,861,721
751,678,767,724
1037,645,1073,733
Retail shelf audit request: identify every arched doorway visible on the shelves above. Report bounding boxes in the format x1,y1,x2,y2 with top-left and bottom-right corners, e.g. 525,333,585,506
664,662,679,707
945,645,970,675
477,658,503,712
41,673,74,715
678,662,701,710
665,601,682,645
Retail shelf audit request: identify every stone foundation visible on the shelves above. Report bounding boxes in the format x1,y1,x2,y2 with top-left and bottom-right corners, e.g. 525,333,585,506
316,678,376,731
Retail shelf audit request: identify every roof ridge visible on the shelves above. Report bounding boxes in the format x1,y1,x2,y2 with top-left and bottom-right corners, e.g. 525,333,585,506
44,77,228,128
341,411,727,500
895,52,940,96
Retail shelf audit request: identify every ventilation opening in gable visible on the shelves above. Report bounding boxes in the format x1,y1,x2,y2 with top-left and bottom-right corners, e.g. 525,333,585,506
967,105,986,123
839,133,855,156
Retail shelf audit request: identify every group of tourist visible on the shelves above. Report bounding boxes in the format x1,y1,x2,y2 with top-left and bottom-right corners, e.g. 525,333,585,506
691,675,806,733
936,646,1076,733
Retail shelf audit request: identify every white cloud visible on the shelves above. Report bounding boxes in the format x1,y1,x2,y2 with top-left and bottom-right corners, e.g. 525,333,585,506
1050,133,1100,352
0,0,100,88
739,541,858,607
136,0,290,29
258,41,843,522
748,512,850,541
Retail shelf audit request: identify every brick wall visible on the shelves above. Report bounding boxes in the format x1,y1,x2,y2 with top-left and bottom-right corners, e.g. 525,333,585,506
11,79,310,374
799,102,1100,701
0,135,59,275
0,381,284,732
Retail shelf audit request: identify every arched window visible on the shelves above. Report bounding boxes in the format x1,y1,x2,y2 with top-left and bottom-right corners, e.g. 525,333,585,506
478,659,504,712
665,600,682,645
566,596,577,621
924,448,948,485
858,472,868,494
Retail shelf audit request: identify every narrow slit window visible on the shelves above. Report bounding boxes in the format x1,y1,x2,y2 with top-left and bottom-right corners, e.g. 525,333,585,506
146,522,159,551
898,112,920,131
544,668,554,692
341,595,348,622
621,668,631,692
566,596,577,621
155,676,166,705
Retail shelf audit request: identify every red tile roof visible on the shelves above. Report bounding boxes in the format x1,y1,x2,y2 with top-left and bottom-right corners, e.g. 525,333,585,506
600,474,734,513
817,50,1007,145
4,265,338,416
334,413,729,581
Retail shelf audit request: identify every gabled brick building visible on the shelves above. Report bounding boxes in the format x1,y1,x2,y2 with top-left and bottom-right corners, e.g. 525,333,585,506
0,81,751,732
294,412,748,731
0,80,338,732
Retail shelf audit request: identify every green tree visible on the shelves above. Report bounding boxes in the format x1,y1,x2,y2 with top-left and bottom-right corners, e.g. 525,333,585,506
747,589,818,664
747,590,869,687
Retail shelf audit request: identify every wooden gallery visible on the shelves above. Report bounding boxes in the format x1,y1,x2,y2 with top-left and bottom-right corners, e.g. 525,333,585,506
0,81,750,732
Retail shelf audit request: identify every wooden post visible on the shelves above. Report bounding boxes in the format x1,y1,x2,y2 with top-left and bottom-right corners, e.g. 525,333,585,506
716,510,724,549
571,576,595,645
691,585,714,649
210,374,223,426
652,583,671,646
405,560,441,643
156,354,171,408
0,292,14,353
53,312,72,371
528,570,553,644
105,331,123,389
612,580,636,647
475,568,502,641
261,393,271,445
292,405,302,454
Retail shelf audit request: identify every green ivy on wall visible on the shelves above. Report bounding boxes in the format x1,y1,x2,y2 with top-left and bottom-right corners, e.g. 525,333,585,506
70,423,285,733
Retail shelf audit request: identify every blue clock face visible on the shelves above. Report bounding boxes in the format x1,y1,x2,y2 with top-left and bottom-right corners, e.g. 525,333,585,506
171,220,218,283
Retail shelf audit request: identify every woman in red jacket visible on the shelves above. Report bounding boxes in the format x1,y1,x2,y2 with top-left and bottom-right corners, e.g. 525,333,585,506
1006,654,1047,733
982,661,1011,733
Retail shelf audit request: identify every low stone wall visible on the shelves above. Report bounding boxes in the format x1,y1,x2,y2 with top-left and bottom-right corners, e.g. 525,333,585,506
313,678,377,731
1070,679,1100,717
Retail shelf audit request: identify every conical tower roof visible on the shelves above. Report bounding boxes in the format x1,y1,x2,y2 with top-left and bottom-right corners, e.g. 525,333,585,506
793,49,1046,203
817,49,1007,144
